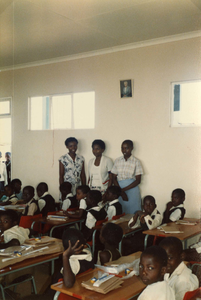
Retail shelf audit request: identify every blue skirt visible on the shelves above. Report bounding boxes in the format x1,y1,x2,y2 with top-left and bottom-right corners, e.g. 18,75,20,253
118,178,142,214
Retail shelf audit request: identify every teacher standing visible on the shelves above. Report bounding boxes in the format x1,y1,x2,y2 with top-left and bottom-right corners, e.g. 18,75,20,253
59,137,86,195
111,140,143,214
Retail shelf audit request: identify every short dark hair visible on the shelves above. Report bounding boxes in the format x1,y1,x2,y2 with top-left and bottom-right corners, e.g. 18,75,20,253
77,185,90,195
23,186,34,197
60,182,72,193
141,246,167,267
92,139,105,150
122,140,133,148
37,182,48,193
5,152,11,156
88,190,102,205
172,188,185,200
143,195,156,205
159,237,183,255
11,178,22,186
65,137,78,147
5,184,14,193
107,186,121,198
0,209,19,224
101,223,123,247
62,228,85,250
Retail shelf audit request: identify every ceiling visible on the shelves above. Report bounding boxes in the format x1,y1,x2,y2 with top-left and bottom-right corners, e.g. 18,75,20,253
1,0,201,70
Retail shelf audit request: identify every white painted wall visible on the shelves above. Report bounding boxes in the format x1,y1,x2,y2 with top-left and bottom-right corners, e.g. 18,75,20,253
1,37,201,218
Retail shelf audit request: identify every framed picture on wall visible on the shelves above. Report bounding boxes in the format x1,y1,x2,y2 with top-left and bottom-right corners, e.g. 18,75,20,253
120,79,132,98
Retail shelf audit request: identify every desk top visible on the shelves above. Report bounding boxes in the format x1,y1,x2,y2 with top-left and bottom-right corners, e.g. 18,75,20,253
32,216,84,226
143,218,200,241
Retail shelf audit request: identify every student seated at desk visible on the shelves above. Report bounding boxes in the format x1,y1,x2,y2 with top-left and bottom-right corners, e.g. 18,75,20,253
160,237,199,300
0,184,18,206
36,182,56,216
0,209,29,249
181,236,201,262
162,188,186,223
97,222,123,265
123,196,162,255
66,185,90,219
82,190,107,241
60,182,78,212
104,186,122,220
22,186,40,216
138,246,175,300
11,178,22,200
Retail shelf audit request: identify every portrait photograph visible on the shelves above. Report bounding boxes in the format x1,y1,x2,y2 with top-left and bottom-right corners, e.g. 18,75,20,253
120,79,132,98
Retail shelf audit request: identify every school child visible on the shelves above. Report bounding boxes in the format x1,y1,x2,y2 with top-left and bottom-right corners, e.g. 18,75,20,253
162,188,186,223
11,178,22,200
0,184,18,206
82,190,107,241
160,237,199,300
36,182,56,216
128,195,162,230
123,196,162,255
104,186,122,220
181,236,201,263
97,222,123,265
0,209,29,249
60,182,78,211
22,186,40,216
138,245,175,300
66,185,90,219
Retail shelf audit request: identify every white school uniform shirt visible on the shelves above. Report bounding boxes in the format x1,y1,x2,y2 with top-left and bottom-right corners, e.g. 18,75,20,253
62,193,73,211
4,225,30,244
164,261,199,300
107,199,120,221
79,197,87,210
169,204,184,221
3,194,18,204
86,206,101,229
128,208,162,230
137,280,175,300
38,191,49,211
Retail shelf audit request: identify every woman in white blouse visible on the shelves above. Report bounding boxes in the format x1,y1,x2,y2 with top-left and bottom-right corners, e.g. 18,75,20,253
88,140,113,194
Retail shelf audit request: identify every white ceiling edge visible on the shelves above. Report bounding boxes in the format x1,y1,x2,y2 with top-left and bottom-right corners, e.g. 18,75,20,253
1,30,201,72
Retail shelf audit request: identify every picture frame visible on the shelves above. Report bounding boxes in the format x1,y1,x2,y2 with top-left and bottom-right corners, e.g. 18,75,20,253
120,79,132,98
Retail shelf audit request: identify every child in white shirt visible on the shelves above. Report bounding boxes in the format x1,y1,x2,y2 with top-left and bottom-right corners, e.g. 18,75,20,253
138,245,175,300
163,188,185,223
160,236,199,300
104,186,122,220
66,185,90,219
0,184,18,206
60,182,78,211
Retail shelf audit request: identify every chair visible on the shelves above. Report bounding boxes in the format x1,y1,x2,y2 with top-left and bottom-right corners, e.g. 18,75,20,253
112,212,125,220
87,218,108,257
19,214,42,234
183,287,201,300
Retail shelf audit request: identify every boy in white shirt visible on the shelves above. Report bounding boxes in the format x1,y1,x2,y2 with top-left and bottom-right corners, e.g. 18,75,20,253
160,237,199,300
60,182,78,211
66,185,90,219
138,245,175,300
163,188,185,223
0,184,18,206
104,186,122,220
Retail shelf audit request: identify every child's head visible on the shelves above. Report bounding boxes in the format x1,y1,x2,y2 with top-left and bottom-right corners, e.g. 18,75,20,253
143,196,156,215
92,140,105,157
5,152,11,162
159,237,183,275
59,182,72,200
139,246,167,285
105,186,121,202
62,228,85,251
22,186,34,202
0,209,19,233
11,178,22,194
171,188,185,207
4,184,14,197
36,182,48,198
121,140,133,158
100,223,123,248
86,190,102,208
76,185,90,201
64,137,78,154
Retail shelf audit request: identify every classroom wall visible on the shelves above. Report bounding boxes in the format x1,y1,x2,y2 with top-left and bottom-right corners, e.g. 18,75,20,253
1,37,201,218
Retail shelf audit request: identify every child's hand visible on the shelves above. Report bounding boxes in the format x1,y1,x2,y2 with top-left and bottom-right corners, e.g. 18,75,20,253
63,240,83,259
166,202,174,210
139,213,146,224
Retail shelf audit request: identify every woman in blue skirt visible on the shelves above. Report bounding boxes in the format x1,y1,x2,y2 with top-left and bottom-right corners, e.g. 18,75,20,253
111,140,143,214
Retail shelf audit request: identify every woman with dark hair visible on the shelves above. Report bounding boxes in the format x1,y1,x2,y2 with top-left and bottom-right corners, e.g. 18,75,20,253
59,137,86,195
88,139,113,194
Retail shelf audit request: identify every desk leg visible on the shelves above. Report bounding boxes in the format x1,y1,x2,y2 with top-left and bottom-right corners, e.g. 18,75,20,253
144,235,149,249
51,260,55,276
0,283,6,300
54,291,60,300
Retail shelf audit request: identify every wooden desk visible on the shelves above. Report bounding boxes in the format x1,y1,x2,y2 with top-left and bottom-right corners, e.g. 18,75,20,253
51,268,145,300
143,218,200,249
31,216,84,237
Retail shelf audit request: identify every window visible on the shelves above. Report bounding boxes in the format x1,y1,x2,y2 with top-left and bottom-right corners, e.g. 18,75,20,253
171,80,201,127
28,92,95,130
0,97,12,156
